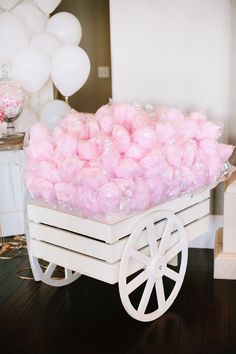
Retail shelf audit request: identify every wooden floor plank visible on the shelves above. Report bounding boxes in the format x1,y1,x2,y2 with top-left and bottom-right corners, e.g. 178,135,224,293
0,249,236,354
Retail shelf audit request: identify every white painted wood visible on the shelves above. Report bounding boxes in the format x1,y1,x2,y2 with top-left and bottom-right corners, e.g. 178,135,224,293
213,173,236,279
118,211,188,322
29,215,210,285
27,188,211,320
0,150,25,236
29,198,210,263
189,214,223,249
28,189,210,244
29,253,81,287
223,180,236,253
214,228,236,279
30,239,118,284
110,190,210,242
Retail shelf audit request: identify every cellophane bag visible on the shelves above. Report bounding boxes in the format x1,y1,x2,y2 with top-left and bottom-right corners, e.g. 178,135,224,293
24,102,235,223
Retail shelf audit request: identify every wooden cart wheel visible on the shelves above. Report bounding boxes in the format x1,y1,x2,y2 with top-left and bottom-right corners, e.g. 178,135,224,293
119,210,188,322
29,254,81,287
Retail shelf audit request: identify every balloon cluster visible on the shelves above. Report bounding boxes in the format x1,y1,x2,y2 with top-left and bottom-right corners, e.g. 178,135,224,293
0,0,90,97
25,102,234,222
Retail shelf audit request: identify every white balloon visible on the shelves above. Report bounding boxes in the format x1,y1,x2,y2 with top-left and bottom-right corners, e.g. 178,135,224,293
15,107,38,132
12,4,47,38
51,46,90,97
33,0,61,15
31,32,61,58
47,12,82,46
12,45,50,94
40,99,71,129
38,80,54,108
0,12,29,62
0,0,20,10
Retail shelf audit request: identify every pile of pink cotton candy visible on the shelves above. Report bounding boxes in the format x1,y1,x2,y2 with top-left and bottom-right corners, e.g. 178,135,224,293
25,102,234,222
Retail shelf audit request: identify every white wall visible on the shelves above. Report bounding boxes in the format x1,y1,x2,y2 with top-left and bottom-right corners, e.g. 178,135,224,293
109,0,231,138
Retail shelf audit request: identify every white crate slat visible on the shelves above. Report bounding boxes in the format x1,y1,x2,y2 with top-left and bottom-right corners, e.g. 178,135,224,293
30,238,118,284
28,189,210,244
110,190,210,241
30,215,210,285
29,198,210,263
186,214,210,242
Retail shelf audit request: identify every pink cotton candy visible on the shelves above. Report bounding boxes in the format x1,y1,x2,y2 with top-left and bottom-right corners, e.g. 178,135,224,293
26,141,54,162
86,118,100,138
73,167,108,190
29,123,52,144
28,177,56,204
52,126,65,142
166,143,182,168
179,166,196,192
111,177,135,199
160,165,181,199
132,127,156,150
182,119,198,139
166,108,185,123
207,158,223,184
25,101,233,222
130,111,150,130
191,160,209,188
54,135,78,162
67,120,88,140
78,139,100,160
196,121,223,141
199,139,217,155
140,148,168,176
98,115,113,135
155,122,177,144
112,124,130,153
182,140,197,166
101,138,120,173
98,182,122,213
58,112,79,132
55,182,77,209
125,142,146,160
25,170,39,196
75,186,99,215
95,103,113,118
59,155,85,182
113,102,139,130
145,176,164,205
114,159,143,179
129,178,150,212
38,161,60,183
217,143,234,162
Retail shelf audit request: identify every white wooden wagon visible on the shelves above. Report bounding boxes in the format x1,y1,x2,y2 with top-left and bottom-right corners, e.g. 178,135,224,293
27,188,210,322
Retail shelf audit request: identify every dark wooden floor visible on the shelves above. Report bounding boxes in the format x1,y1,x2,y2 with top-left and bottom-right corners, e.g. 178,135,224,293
0,248,236,354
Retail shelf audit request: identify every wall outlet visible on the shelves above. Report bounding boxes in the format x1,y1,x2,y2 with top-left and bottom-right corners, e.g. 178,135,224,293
98,66,110,78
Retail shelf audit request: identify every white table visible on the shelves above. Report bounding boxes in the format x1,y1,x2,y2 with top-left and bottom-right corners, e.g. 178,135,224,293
0,135,25,237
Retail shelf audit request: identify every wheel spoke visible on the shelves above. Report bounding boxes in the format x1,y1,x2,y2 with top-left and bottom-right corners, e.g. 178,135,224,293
138,278,155,314
165,240,185,263
158,218,174,255
147,221,157,257
127,270,148,295
44,262,56,278
65,269,72,279
155,277,165,309
130,248,151,266
165,267,180,282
